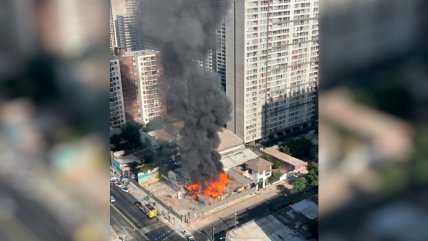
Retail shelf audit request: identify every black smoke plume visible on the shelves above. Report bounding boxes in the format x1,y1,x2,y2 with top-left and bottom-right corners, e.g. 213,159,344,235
145,0,231,186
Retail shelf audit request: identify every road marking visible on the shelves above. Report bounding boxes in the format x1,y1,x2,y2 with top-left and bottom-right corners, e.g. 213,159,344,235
111,204,151,241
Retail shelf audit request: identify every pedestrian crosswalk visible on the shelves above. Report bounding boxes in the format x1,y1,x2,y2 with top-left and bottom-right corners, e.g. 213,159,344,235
153,229,181,241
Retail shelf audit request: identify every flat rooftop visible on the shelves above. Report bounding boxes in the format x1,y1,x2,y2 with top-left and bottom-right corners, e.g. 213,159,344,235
226,214,305,241
290,200,318,220
262,146,307,167
217,129,244,153
148,128,244,154
221,149,258,170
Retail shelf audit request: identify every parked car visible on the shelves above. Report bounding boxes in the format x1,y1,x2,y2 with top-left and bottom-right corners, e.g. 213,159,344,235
110,196,116,203
120,186,129,193
135,201,143,210
114,181,123,188
187,235,196,241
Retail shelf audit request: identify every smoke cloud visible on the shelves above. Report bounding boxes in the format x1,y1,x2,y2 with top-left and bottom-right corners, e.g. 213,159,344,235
145,0,231,186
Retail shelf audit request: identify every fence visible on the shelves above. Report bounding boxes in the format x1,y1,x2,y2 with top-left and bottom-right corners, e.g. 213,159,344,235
129,179,186,223
130,178,258,223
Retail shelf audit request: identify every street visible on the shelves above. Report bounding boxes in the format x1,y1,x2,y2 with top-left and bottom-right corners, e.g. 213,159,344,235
195,186,318,241
110,184,185,241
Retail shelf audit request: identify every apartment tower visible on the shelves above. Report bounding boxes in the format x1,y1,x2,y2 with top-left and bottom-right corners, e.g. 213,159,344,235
114,48,163,125
109,58,126,127
226,0,319,143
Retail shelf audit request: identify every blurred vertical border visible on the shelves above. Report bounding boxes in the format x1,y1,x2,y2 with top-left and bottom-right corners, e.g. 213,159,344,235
0,1,109,241
319,0,428,240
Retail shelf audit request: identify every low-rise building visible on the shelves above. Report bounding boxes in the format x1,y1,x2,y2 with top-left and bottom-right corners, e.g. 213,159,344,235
110,151,138,174
262,145,308,174
226,214,305,241
243,157,272,190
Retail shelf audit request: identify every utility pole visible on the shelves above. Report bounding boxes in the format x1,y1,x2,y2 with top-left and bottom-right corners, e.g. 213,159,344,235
212,227,215,241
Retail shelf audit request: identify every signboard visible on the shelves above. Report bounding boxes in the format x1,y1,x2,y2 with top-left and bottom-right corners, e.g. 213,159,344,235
138,167,160,187
111,159,121,172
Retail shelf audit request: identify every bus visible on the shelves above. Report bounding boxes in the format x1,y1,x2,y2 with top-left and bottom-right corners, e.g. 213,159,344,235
135,201,158,218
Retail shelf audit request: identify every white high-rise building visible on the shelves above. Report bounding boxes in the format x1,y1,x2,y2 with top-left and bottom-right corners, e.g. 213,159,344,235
113,48,164,125
109,59,126,127
226,0,319,143
134,50,163,124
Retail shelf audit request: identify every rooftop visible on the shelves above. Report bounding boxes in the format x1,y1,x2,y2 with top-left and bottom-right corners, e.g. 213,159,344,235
226,214,305,241
148,129,174,142
290,200,318,220
221,149,258,170
245,157,272,173
148,128,245,155
217,129,244,153
262,146,307,168
227,168,254,188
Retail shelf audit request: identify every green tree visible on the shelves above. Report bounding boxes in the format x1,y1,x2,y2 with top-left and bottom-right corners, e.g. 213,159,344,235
278,145,292,155
308,162,318,175
272,159,281,169
292,177,307,193
271,172,282,182
284,137,313,159
306,162,318,186
306,173,318,186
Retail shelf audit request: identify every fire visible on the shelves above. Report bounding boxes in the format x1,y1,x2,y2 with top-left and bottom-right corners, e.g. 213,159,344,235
185,172,231,200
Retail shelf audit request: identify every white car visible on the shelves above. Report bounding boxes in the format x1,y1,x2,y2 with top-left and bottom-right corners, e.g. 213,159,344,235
110,196,116,203
187,235,196,241
115,182,123,188
120,186,129,193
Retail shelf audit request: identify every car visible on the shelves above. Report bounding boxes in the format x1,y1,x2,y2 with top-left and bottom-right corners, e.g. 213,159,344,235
120,186,129,193
110,176,118,181
135,201,143,210
114,181,123,188
110,196,116,203
187,235,196,241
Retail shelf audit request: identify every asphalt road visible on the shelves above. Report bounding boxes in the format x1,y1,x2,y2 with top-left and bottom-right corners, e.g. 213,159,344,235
110,184,185,241
195,186,318,241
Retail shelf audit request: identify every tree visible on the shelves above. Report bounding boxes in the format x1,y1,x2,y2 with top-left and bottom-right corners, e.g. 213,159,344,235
306,173,318,186
292,177,307,193
278,145,292,155
308,162,318,176
272,159,281,169
284,137,313,159
305,162,318,186
271,172,282,182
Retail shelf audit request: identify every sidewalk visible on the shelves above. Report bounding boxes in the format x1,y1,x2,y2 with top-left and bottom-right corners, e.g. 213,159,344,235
186,181,293,231
127,181,187,238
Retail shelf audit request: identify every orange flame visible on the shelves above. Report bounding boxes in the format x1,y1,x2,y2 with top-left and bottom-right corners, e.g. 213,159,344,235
185,172,231,200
